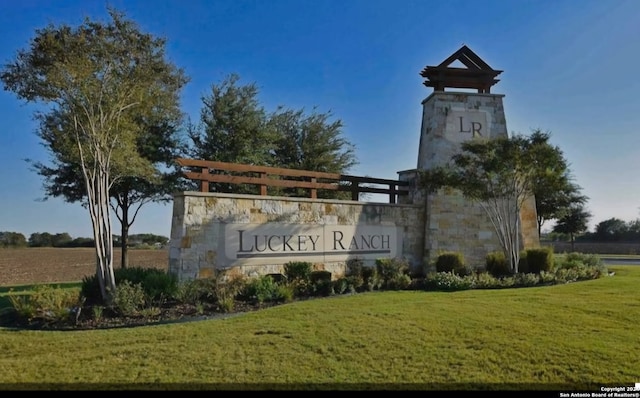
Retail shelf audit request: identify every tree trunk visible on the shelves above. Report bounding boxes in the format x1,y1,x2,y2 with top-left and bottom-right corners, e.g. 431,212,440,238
121,217,129,269
120,194,129,269
88,170,116,303
570,233,575,252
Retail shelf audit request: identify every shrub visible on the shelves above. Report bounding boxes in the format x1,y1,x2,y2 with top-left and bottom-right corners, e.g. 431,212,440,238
556,252,603,270
80,274,101,305
485,251,512,277
310,270,334,296
346,258,364,277
375,257,410,289
217,295,235,313
275,284,295,303
333,278,349,295
518,250,529,274
385,273,412,290
312,279,334,297
525,247,554,274
539,270,556,284
514,273,540,287
143,271,178,303
284,261,313,283
343,275,363,292
173,279,208,305
435,252,466,275
361,266,382,291
472,272,499,289
112,280,146,316
9,285,83,324
81,267,178,305
424,272,473,292
310,270,332,284
243,275,281,304
214,272,247,305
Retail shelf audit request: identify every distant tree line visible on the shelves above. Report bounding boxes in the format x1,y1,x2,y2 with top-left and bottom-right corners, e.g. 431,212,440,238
0,231,168,248
546,217,640,243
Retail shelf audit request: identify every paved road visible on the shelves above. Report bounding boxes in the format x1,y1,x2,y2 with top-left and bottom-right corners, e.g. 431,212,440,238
600,257,640,266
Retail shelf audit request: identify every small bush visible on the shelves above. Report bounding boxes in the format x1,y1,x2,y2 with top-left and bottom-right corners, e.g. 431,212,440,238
485,251,512,277
385,273,412,290
112,280,146,316
217,295,235,313
514,273,540,287
518,251,529,273
310,270,332,284
243,275,281,304
424,272,473,292
361,266,382,291
312,279,334,297
173,279,207,305
556,252,603,270
435,252,465,275
525,247,554,273
344,275,363,292
539,270,556,284
275,284,295,303
80,274,101,305
333,278,349,295
9,285,83,323
376,257,410,288
214,273,247,305
472,272,499,289
143,271,178,303
346,258,365,277
310,270,334,296
284,261,313,283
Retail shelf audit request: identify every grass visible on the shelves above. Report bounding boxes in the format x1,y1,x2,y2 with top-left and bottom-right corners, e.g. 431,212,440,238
0,266,638,390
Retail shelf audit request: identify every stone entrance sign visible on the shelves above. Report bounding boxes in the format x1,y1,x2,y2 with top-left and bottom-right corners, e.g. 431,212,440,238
168,45,540,281
224,223,399,264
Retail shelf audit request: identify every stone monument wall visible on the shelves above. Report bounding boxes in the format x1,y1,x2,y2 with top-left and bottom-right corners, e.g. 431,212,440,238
169,192,424,281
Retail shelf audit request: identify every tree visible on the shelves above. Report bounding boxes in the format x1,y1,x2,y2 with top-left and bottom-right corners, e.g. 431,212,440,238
593,218,628,242
188,74,276,194
28,232,53,247
528,129,587,235
268,106,357,199
33,108,187,268
0,232,28,248
189,74,358,198
552,203,591,251
419,134,544,273
1,9,188,301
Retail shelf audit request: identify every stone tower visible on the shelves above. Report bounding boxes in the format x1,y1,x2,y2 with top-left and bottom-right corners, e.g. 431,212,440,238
416,45,539,269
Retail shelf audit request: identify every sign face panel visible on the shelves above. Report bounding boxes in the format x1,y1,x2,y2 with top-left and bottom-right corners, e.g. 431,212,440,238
445,110,489,142
222,223,399,264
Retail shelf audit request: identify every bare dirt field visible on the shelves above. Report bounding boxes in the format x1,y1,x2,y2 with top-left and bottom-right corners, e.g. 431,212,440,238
0,247,169,286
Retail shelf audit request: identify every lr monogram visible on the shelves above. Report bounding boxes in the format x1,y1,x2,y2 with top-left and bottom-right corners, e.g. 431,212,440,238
458,116,483,138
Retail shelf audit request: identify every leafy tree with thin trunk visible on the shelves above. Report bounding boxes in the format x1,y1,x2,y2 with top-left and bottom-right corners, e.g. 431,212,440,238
528,129,587,235
1,9,188,301
419,134,543,273
552,204,591,251
32,109,187,268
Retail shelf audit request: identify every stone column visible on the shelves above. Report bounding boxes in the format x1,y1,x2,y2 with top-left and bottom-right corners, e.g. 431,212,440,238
416,92,538,270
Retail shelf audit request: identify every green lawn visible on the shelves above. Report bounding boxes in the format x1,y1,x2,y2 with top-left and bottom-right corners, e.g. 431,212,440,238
0,266,638,390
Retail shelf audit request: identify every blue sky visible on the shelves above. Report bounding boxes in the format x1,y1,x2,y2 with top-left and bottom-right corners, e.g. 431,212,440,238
1,0,639,239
